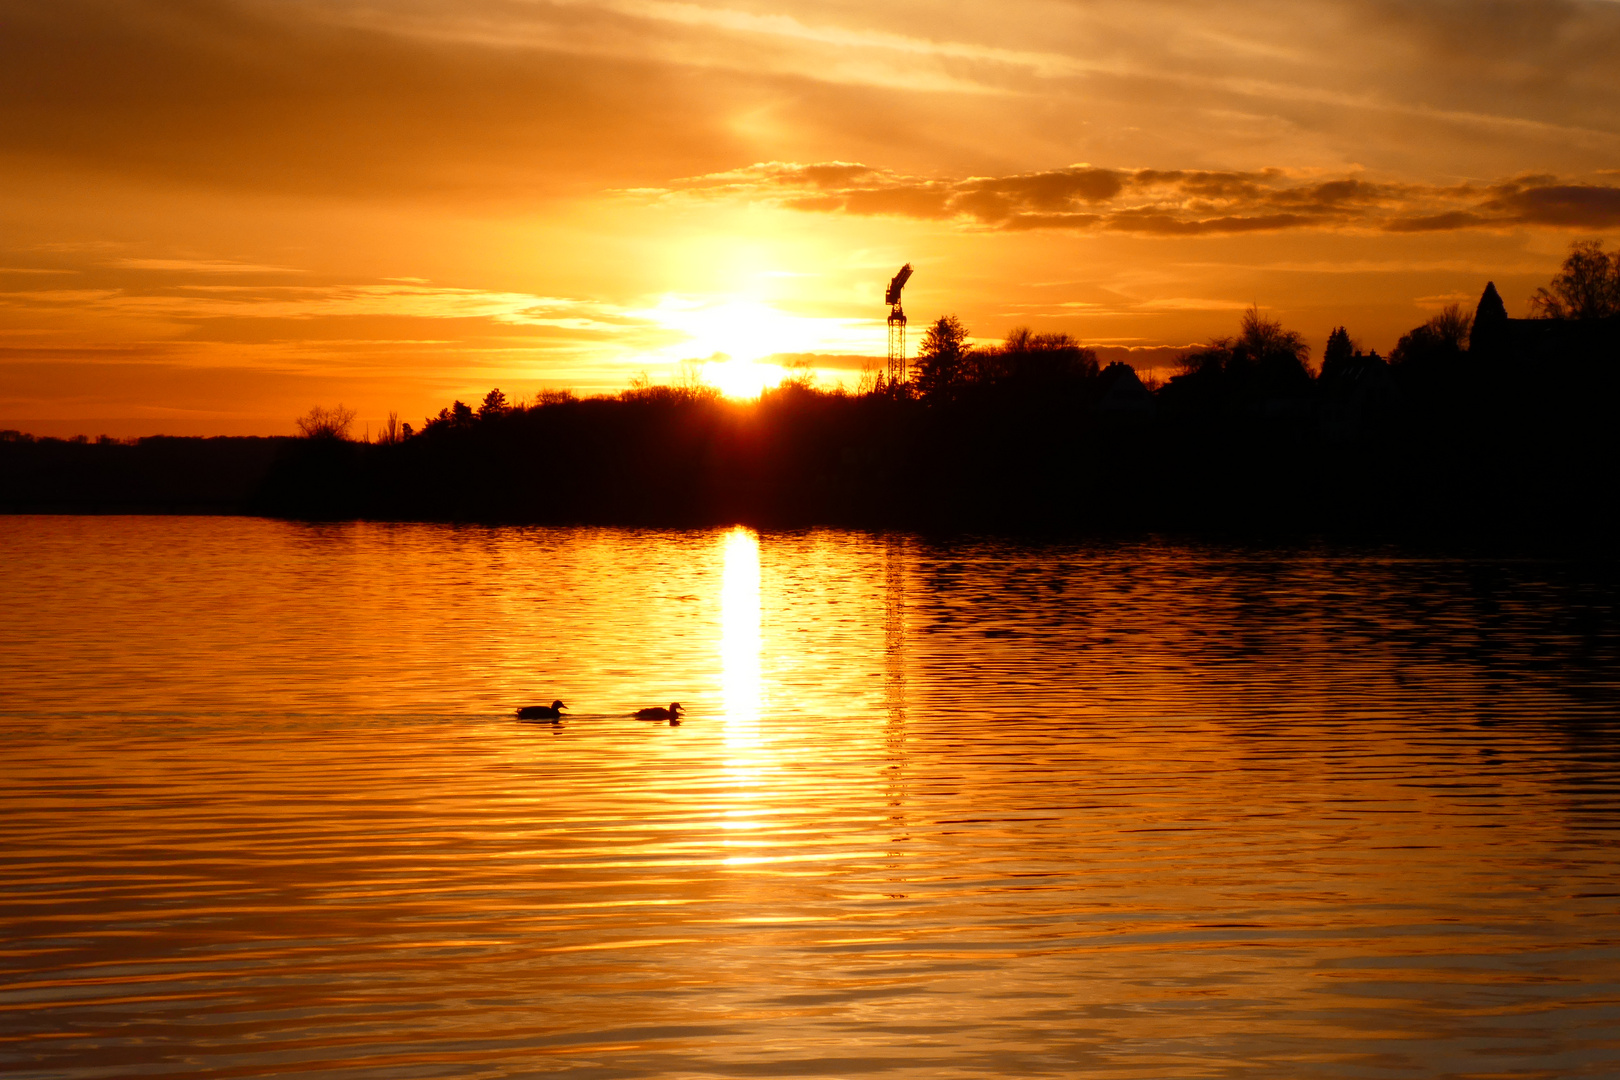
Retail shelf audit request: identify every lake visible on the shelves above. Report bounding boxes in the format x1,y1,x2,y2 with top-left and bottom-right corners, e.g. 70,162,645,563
2,515,1617,1079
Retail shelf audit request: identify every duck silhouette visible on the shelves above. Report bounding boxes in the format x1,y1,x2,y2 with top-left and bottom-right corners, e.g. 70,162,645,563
635,702,683,724
516,700,566,721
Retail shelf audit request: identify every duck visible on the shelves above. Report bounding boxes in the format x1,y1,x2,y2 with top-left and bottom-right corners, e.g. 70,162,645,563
635,702,683,724
516,699,567,721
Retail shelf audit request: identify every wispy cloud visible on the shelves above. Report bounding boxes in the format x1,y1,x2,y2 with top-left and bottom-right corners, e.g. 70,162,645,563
1,282,648,330
0,278,881,375
112,258,305,274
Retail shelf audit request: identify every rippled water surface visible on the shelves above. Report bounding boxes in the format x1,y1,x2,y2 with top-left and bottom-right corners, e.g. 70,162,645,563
3,516,1619,1079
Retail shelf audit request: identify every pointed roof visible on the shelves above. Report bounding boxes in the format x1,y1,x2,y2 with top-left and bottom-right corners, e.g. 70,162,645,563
1476,281,1507,325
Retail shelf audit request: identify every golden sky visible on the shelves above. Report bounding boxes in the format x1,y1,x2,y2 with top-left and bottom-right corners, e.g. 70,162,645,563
4,0,1619,435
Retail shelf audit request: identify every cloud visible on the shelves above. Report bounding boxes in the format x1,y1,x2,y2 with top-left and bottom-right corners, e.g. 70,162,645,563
1480,184,1620,228
6,0,1620,204
764,351,874,372
1103,211,1321,236
0,281,667,365
113,259,303,274
67,284,650,330
660,161,1620,235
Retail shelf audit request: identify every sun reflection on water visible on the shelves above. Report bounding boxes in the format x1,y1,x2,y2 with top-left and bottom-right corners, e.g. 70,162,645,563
720,526,763,743
719,527,767,857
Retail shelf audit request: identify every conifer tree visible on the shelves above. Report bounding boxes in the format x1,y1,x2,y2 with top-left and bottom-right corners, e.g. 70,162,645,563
913,315,972,400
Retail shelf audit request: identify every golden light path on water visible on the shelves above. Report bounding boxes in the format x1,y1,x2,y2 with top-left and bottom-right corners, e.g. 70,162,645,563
721,527,768,861
2,517,1619,1080
722,525,764,740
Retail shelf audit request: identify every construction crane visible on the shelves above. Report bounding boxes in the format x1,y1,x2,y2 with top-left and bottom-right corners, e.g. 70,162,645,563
885,263,912,384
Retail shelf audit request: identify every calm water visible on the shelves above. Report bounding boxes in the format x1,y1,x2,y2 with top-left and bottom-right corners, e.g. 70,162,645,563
2,516,1618,1079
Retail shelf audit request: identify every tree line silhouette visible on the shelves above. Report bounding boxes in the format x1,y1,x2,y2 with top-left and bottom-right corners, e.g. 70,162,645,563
7,241,1618,536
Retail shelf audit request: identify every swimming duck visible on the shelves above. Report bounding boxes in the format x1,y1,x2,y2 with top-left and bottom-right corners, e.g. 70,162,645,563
635,702,683,724
517,699,567,721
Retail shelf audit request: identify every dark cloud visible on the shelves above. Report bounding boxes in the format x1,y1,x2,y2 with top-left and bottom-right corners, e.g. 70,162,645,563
963,169,1126,209
1002,212,1105,231
842,187,954,218
1132,170,1273,200
1104,211,1320,236
1265,179,1396,209
672,161,1620,236
1484,185,1620,228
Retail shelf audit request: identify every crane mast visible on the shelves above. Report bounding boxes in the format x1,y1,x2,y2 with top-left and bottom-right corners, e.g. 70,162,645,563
885,264,912,385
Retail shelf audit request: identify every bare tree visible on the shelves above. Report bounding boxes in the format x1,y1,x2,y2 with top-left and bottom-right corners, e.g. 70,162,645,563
1427,304,1473,349
1179,306,1309,380
676,359,710,393
295,404,357,440
856,358,881,395
985,326,1098,383
1236,305,1310,365
1392,303,1474,366
780,356,816,391
1529,240,1620,320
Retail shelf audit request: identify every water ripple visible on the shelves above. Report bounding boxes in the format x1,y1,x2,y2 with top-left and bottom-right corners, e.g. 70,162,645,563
0,517,1617,1078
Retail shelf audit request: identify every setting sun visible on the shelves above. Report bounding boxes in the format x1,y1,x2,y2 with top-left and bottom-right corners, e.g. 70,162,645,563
706,357,785,399
632,294,866,396
643,297,848,360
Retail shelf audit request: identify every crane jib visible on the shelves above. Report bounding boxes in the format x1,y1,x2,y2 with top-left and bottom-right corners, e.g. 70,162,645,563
885,264,913,306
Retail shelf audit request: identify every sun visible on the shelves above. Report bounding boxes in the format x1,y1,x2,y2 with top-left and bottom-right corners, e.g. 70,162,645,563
632,293,878,398
707,357,784,399
640,298,821,397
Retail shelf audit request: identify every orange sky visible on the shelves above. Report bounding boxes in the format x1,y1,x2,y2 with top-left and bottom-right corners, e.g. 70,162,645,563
3,0,1619,436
